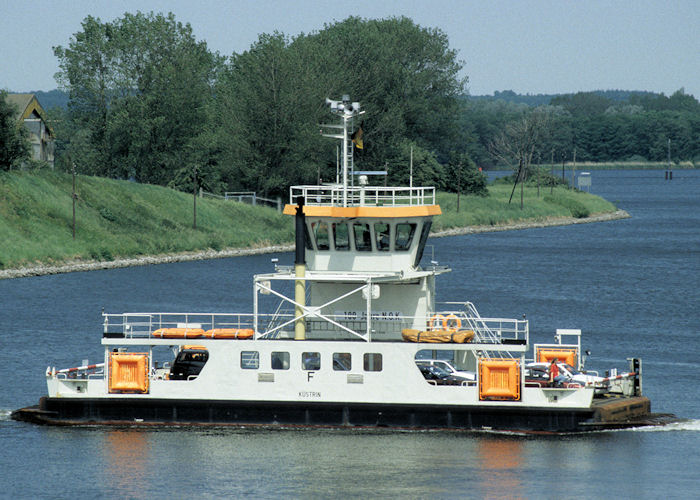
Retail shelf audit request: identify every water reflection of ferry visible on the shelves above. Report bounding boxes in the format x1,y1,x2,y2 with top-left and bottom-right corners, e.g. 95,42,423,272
12,96,678,432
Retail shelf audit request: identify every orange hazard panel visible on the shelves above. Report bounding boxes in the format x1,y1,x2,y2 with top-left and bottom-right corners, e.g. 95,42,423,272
152,328,205,338
203,328,254,339
479,358,521,401
536,347,577,367
109,353,149,393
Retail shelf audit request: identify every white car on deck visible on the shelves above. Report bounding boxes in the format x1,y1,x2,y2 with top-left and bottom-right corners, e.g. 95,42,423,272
526,361,609,394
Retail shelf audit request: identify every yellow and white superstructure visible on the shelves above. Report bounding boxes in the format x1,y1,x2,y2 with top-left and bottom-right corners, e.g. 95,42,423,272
265,184,445,341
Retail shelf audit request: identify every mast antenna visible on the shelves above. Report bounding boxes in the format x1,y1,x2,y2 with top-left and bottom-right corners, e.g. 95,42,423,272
320,96,364,207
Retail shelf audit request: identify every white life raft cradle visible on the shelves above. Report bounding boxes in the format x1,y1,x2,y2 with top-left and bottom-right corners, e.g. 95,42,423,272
12,95,676,432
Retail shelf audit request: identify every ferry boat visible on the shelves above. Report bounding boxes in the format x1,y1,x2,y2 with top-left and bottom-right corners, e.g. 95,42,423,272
12,96,674,432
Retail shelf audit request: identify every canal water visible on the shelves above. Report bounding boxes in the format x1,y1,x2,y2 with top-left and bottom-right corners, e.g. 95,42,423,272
1,170,699,498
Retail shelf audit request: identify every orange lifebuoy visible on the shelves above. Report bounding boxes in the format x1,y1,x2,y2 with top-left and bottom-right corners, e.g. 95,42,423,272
444,314,462,330
428,314,445,331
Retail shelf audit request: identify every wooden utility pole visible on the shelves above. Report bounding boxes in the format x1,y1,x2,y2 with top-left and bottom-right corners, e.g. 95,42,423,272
193,164,198,230
520,157,524,210
72,163,77,239
561,152,565,183
550,148,554,194
537,151,542,198
456,157,461,212
509,157,525,208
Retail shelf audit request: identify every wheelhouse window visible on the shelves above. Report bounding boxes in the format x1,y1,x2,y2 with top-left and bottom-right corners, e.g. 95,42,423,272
302,352,320,370
305,224,314,250
395,223,417,251
311,221,329,250
374,223,391,251
333,223,350,251
241,351,259,370
363,353,383,372
414,220,432,267
333,352,352,371
271,352,289,370
353,223,372,251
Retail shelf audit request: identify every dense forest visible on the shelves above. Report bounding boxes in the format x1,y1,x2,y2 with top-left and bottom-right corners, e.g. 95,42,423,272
2,12,698,197
462,89,700,168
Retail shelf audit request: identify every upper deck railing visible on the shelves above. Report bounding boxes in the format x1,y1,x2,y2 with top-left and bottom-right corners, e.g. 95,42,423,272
102,307,527,347
290,185,436,207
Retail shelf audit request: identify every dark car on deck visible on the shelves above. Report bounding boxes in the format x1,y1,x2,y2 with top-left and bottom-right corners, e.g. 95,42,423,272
169,348,209,380
417,363,470,386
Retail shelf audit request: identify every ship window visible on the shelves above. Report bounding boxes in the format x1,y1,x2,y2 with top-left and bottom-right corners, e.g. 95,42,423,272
353,223,372,251
333,352,352,371
333,223,350,251
312,221,329,250
416,349,455,362
414,220,432,267
374,223,391,251
395,223,417,251
302,352,320,370
241,351,259,370
271,351,289,370
363,353,383,372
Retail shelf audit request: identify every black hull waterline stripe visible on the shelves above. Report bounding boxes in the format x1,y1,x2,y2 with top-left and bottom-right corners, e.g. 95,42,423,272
12,397,666,433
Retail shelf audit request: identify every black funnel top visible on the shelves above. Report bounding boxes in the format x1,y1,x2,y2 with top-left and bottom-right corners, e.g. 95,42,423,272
295,196,305,265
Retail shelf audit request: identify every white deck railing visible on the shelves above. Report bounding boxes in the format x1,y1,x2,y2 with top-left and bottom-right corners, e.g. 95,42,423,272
290,185,436,207
103,309,527,346
103,312,255,338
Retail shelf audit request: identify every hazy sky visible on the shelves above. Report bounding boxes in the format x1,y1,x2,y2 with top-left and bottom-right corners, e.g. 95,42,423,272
1,0,698,97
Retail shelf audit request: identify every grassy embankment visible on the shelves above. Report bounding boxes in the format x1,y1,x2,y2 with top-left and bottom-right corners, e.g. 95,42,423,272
434,183,615,230
0,170,617,270
0,170,293,270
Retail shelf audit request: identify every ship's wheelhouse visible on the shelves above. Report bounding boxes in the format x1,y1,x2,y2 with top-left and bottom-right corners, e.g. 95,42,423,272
276,188,444,341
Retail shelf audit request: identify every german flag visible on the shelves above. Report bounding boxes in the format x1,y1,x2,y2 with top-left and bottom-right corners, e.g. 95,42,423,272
351,123,364,150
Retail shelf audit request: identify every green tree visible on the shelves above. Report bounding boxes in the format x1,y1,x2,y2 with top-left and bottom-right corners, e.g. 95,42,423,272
54,16,116,175
550,92,612,118
54,12,220,184
458,98,530,168
490,107,556,206
302,17,466,164
384,140,445,188
213,17,466,194
0,91,30,170
214,32,326,195
490,107,554,176
445,151,487,211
